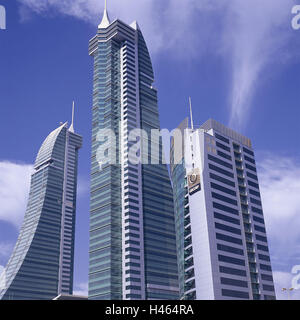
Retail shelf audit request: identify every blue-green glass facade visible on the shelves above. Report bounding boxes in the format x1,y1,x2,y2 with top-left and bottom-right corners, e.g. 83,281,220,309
88,15,179,300
0,123,82,300
170,118,189,300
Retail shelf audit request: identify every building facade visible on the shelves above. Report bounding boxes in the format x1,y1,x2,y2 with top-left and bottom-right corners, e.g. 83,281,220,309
88,7,179,300
0,122,82,300
171,118,276,300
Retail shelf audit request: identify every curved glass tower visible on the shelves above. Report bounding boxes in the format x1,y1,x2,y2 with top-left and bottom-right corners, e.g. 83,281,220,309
88,6,179,300
0,122,82,300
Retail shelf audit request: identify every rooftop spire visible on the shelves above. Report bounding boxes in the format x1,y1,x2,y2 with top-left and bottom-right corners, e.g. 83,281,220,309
69,101,75,133
98,0,110,29
189,97,194,130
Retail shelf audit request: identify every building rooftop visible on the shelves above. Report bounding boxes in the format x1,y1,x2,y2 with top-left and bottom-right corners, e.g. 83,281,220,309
200,118,252,148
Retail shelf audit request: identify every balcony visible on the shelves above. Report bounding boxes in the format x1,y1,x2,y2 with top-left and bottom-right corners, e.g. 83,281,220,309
252,285,260,295
233,144,241,152
244,224,252,233
235,161,243,170
251,275,259,283
234,152,242,160
238,178,245,187
236,172,244,179
247,246,255,253
248,256,256,263
245,234,253,243
240,199,248,206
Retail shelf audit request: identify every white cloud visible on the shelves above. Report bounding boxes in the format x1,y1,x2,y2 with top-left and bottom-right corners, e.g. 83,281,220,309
73,282,88,296
0,162,33,228
222,0,297,129
0,243,13,259
257,154,300,266
77,176,89,198
257,154,300,298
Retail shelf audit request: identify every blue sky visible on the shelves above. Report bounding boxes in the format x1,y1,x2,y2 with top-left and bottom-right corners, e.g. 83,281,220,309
1,0,300,299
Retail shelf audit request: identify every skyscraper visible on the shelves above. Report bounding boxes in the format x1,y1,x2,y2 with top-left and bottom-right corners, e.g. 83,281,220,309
0,119,82,300
88,5,179,300
170,118,276,300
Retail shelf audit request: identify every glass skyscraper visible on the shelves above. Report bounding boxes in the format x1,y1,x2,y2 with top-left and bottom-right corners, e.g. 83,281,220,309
170,118,276,300
0,121,82,300
88,6,179,300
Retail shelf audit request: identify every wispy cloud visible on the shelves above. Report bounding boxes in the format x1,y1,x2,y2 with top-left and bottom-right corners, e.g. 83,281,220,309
222,0,296,129
0,161,33,228
0,243,14,259
256,154,300,299
257,154,300,267
77,176,89,198
73,282,88,296
16,0,299,128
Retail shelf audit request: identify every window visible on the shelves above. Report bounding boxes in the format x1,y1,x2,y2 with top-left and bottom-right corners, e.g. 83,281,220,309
212,192,238,206
215,133,230,144
214,212,240,226
210,173,235,187
244,155,255,164
217,150,232,161
209,164,234,178
260,264,272,271
216,233,243,245
216,141,231,153
213,202,239,215
246,171,258,181
243,147,254,157
252,206,263,215
215,222,241,235
256,234,267,243
249,189,261,198
254,225,266,233
262,284,275,292
211,182,236,196
248,180,259,189
222,289,249,299
258,254,270,262
253,215,264,224
245,163,256,173
261,274,273,281
126,278,141,283
257,244,269,252
208,154,233,169
219,266,247,277
221,277,248,288
250,197,261,206
217,243,244,255
218,255,245,266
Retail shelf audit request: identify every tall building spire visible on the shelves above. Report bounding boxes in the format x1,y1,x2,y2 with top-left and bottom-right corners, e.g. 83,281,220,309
69,101,75,133
98,0,110,29
189,97,194,130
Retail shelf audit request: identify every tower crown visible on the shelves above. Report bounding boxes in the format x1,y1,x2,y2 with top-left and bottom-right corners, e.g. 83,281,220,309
98,0,110,29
